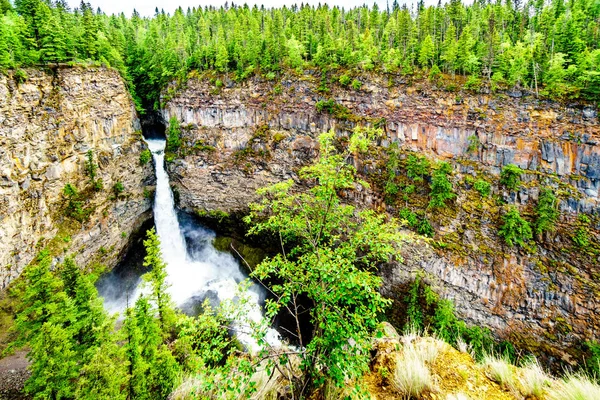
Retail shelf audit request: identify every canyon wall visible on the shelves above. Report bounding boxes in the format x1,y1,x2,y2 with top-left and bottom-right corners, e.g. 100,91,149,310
0,67,153,288
163,72,599,362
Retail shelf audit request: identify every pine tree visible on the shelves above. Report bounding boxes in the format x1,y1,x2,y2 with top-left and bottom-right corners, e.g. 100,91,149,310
37,3,67,64
25,322,79,399
75,340,128,400
12,251,72,348
60,257,109,361
419,34,435,67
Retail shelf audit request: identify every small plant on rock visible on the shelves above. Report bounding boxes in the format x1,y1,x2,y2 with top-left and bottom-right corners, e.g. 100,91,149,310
474,179,491,197
500,164,523,192
429,161,456,209
139,149,151,165
534,187,559,236
498,206,532,247
113,181,125,197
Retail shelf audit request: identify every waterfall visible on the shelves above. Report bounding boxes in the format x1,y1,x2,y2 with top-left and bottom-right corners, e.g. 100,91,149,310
136,139,280,350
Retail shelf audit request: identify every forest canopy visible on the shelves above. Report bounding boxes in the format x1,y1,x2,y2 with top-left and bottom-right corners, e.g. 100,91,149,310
1,0,599,108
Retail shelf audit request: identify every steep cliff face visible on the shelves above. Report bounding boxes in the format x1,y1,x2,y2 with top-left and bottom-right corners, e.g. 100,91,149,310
163,72,599,362
0,67,154,288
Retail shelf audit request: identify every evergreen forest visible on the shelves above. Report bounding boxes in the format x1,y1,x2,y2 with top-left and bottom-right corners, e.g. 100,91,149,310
0,0,599,109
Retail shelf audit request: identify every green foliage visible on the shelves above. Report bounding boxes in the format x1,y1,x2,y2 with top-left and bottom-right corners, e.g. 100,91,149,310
139,149,152,165
463,75,481,90
573,214,591,248
26,322,79,399
315,98,352,120
75,340,128,400
166,116,182,153
63,183,87,221
399,209,434,238
401,277,496,361
429,161,456,209
142,228,176,336
246,127,401,395
113,181,125,196
498,206,533,247
534,188,559,236
417,218,435,237
467,135,479,153
399,208,419,228
339,73,352,86
583,341,600,383
351,79,362,90
428,64,442,81
500,164,523,192
86,149,97,181
406,154,430,182
85,150,103,191
2,0,600,108
474,179,491,197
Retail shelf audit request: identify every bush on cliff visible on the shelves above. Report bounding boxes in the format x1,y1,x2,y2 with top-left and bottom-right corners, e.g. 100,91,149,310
498,206,533,247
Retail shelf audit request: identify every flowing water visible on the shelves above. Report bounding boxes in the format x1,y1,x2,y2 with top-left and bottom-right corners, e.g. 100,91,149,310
98,138,280,350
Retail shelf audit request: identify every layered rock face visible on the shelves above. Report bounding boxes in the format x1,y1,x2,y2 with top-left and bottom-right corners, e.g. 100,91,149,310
0,67,153,288
164,73,599,361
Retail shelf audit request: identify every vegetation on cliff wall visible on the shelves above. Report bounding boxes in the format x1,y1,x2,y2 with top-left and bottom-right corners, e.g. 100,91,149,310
1,0,600,108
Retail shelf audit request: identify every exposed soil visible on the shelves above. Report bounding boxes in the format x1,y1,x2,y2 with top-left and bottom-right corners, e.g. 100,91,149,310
0,351,30,400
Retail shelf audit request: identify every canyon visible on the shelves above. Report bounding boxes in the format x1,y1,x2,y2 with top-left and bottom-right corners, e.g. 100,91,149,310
162,72,600,364
1,67,599,366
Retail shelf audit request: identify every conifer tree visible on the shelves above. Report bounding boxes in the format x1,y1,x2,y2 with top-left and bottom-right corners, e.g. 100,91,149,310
142,228,175,335
26,322,79,399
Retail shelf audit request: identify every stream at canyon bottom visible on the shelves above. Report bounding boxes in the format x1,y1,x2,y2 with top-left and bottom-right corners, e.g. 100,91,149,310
97,138,280,350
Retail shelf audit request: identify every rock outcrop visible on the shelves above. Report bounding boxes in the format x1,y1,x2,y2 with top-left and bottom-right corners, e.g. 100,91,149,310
163,72,599,362
0,67,153,288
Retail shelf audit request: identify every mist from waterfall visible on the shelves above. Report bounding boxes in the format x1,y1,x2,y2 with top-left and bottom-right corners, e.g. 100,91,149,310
98,138,280,350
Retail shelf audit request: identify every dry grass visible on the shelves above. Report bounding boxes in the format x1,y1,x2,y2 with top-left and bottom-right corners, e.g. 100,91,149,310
518,359,551,398
482,354,518,393
546,373,600,400
456,336,472,355
393,351,434,399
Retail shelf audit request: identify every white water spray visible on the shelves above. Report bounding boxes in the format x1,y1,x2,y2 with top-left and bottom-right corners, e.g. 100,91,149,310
140,139,280,350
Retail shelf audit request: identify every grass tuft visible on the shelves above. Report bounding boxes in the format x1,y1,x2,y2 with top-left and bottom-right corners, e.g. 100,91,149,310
546,373,600,400
393,344,435,398
482,354,518,392
518,358,551,398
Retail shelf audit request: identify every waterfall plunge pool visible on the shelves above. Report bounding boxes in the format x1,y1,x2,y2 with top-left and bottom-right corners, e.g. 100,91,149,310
97,138,281,350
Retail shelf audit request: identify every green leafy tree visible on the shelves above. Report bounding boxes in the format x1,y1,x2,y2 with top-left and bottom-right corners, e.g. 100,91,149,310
534,187,559,236
498,206,533,247
246,127,403,395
